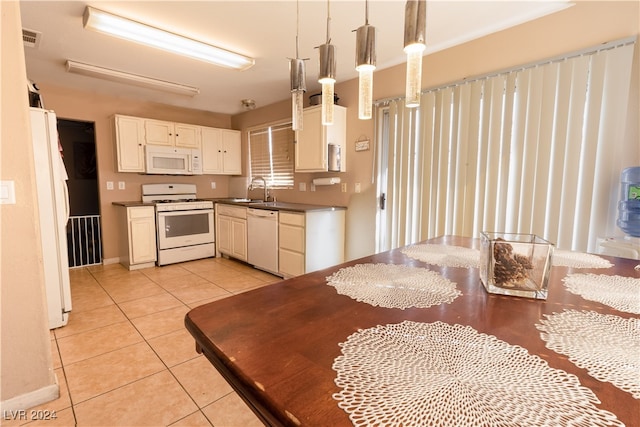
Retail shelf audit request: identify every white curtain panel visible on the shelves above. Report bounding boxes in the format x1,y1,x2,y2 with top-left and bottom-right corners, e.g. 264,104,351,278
378,39,637,253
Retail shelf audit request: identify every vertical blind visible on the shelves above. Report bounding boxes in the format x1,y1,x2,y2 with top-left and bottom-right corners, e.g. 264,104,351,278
376,39,637,253
248,123,295,188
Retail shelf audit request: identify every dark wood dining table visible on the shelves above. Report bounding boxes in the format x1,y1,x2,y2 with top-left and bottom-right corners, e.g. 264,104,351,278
185,236,640,426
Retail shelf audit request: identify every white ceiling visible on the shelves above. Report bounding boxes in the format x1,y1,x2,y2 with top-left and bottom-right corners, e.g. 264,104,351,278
20,1,571,115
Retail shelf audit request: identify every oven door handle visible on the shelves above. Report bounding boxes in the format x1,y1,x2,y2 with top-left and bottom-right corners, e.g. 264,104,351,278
157,208,214,216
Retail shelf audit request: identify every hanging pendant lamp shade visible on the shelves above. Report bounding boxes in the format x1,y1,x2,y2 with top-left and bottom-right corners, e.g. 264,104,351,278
355,18,376,120
318,0,336,125
290,0,306,131
290,58,306,131
404,0,426,108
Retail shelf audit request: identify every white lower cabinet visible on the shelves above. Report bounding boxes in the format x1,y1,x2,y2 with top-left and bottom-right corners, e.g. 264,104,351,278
215,204,247,261
118,206,157,270
278,210,345,278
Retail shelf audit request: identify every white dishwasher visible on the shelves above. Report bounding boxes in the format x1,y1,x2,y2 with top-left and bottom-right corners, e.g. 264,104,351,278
247,208,279,274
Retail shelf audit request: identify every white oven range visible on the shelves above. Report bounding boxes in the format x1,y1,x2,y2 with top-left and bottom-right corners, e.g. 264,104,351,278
142,183,215,266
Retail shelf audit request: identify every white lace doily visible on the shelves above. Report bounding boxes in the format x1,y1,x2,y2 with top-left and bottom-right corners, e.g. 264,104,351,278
537,310,640,399
325,263,461,309
400,244,480,268
553,250,614,269
333,321,623,427
562,273,640,314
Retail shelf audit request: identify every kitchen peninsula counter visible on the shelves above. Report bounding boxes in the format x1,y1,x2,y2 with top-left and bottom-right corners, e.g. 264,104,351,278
185,236,639,427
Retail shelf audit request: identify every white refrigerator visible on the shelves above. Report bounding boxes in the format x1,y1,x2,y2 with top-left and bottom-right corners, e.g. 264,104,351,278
30,107,72,329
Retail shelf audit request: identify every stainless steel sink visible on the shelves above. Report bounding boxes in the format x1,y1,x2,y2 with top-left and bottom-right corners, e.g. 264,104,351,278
218,198,263,203
254,202,290,208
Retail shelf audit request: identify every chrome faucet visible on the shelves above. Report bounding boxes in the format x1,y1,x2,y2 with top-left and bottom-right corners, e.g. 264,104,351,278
248,176,269,201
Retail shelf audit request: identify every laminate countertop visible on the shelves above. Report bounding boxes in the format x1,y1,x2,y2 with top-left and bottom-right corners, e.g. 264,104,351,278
112,201,155,207
207,198,346,213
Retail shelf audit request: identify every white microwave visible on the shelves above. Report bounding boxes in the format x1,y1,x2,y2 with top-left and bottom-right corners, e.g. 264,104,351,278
145,145,202,175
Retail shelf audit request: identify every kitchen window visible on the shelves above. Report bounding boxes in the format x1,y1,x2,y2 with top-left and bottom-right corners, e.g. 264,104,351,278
249,122,294,189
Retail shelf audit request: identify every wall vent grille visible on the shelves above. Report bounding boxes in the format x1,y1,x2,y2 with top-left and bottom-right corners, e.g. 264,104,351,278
22,28,41,48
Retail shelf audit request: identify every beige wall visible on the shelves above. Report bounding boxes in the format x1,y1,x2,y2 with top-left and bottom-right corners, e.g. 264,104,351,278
1,1,56,407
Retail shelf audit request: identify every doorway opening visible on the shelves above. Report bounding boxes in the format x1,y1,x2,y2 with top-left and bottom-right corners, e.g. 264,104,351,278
57,118,102,267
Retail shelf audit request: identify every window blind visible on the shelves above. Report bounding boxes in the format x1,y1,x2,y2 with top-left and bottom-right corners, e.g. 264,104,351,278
376,39,637,253
248,123,295,188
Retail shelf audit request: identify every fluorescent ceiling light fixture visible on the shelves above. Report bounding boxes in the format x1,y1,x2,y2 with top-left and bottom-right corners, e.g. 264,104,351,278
83,6,254,70
65,60,200,96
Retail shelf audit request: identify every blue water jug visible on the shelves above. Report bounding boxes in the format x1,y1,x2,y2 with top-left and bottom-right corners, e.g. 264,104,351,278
617,166,640,237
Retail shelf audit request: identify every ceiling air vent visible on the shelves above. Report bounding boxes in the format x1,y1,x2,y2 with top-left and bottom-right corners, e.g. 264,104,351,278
22,28,42,49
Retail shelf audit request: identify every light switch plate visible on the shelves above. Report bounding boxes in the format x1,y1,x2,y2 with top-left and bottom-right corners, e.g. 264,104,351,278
299,182,306,192
0,180,16,204
106,181,114,190
118,181,125,190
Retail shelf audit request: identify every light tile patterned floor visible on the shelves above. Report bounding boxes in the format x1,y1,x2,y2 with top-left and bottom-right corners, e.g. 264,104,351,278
15,257,281,427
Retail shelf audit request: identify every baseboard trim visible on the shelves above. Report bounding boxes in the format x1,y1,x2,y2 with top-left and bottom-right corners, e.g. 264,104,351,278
0,375,59,412
102,257,121,265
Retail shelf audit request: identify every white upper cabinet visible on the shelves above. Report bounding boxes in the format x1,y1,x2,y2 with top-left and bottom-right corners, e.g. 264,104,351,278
295,105,347,172
144,119,201,149
114,115,145,173
202,127,242,175
114,114,240,175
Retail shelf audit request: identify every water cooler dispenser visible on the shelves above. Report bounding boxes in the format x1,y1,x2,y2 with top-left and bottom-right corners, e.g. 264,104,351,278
597,166,640,259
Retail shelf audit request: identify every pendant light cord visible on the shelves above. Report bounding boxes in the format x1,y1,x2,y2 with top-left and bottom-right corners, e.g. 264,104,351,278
295,0,300,58
326,0,331,44
365,0,369,25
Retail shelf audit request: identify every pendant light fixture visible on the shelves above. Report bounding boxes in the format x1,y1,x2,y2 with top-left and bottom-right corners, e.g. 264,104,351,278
355,0,376,120
290,0,306,131
318,0,336,125
403,0,426,108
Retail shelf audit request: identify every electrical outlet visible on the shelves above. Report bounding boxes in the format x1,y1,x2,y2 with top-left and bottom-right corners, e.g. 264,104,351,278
211,181,216,189
118,181,125,190
341,183,347,193
299,182,306,192
106,181,114,190
355,183,361,193
310,184,316,192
